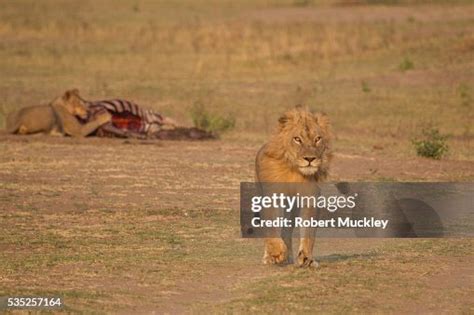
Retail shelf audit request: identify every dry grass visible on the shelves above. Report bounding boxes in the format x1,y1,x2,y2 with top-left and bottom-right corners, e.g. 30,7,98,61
0,137,472,313
0,0,473,313
0,0,473,159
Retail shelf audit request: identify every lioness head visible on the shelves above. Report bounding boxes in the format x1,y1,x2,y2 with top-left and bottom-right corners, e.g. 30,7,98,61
51,89,88,119
268,106,333,178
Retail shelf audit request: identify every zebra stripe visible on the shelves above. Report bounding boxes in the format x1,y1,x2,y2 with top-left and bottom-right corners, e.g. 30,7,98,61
87,99,164,133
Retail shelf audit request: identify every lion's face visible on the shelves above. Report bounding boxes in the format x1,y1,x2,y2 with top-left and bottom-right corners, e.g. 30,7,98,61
52,89,88,119
268,106,332,178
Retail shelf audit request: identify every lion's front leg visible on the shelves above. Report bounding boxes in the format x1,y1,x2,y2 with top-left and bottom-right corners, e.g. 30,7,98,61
297,237,318,268
263,238,289,265
296,206,318,268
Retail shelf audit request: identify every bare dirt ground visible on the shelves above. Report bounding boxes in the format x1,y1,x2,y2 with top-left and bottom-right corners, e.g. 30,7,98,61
0,134,472,313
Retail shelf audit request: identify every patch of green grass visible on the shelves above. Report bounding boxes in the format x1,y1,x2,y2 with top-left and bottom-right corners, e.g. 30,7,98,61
458,83,472,107
412,127,449,159
399,56,415,71
190,102,236,134
361,80,371,93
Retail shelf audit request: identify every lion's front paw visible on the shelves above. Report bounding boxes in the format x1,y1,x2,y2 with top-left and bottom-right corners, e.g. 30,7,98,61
263,238,288,265
297,251,319,268
262,251,288,265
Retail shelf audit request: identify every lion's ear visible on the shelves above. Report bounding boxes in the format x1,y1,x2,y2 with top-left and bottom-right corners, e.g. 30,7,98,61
63,89,80,100
314,112,329,122
278,114,289,126
279,106,300,127
63,90,73,100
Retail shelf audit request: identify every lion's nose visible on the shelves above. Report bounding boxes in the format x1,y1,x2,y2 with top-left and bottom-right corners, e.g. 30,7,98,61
304,156,316,163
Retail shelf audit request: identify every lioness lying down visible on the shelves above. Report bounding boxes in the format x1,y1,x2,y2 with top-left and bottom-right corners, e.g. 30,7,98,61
255,106,333,267
6,89,111,137
6,89,214,140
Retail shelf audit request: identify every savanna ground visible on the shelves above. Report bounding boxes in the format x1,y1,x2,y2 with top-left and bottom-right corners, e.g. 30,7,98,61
0,0,473,313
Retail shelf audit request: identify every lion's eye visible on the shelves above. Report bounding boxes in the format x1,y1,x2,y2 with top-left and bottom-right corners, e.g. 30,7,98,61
293,137,302,144
315,136,322,143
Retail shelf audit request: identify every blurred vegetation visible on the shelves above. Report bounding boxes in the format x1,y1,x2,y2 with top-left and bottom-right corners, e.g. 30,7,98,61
399,57,414,72
412,127,449,159
458,83,472,107
190,102,235,134
361,81,371,93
